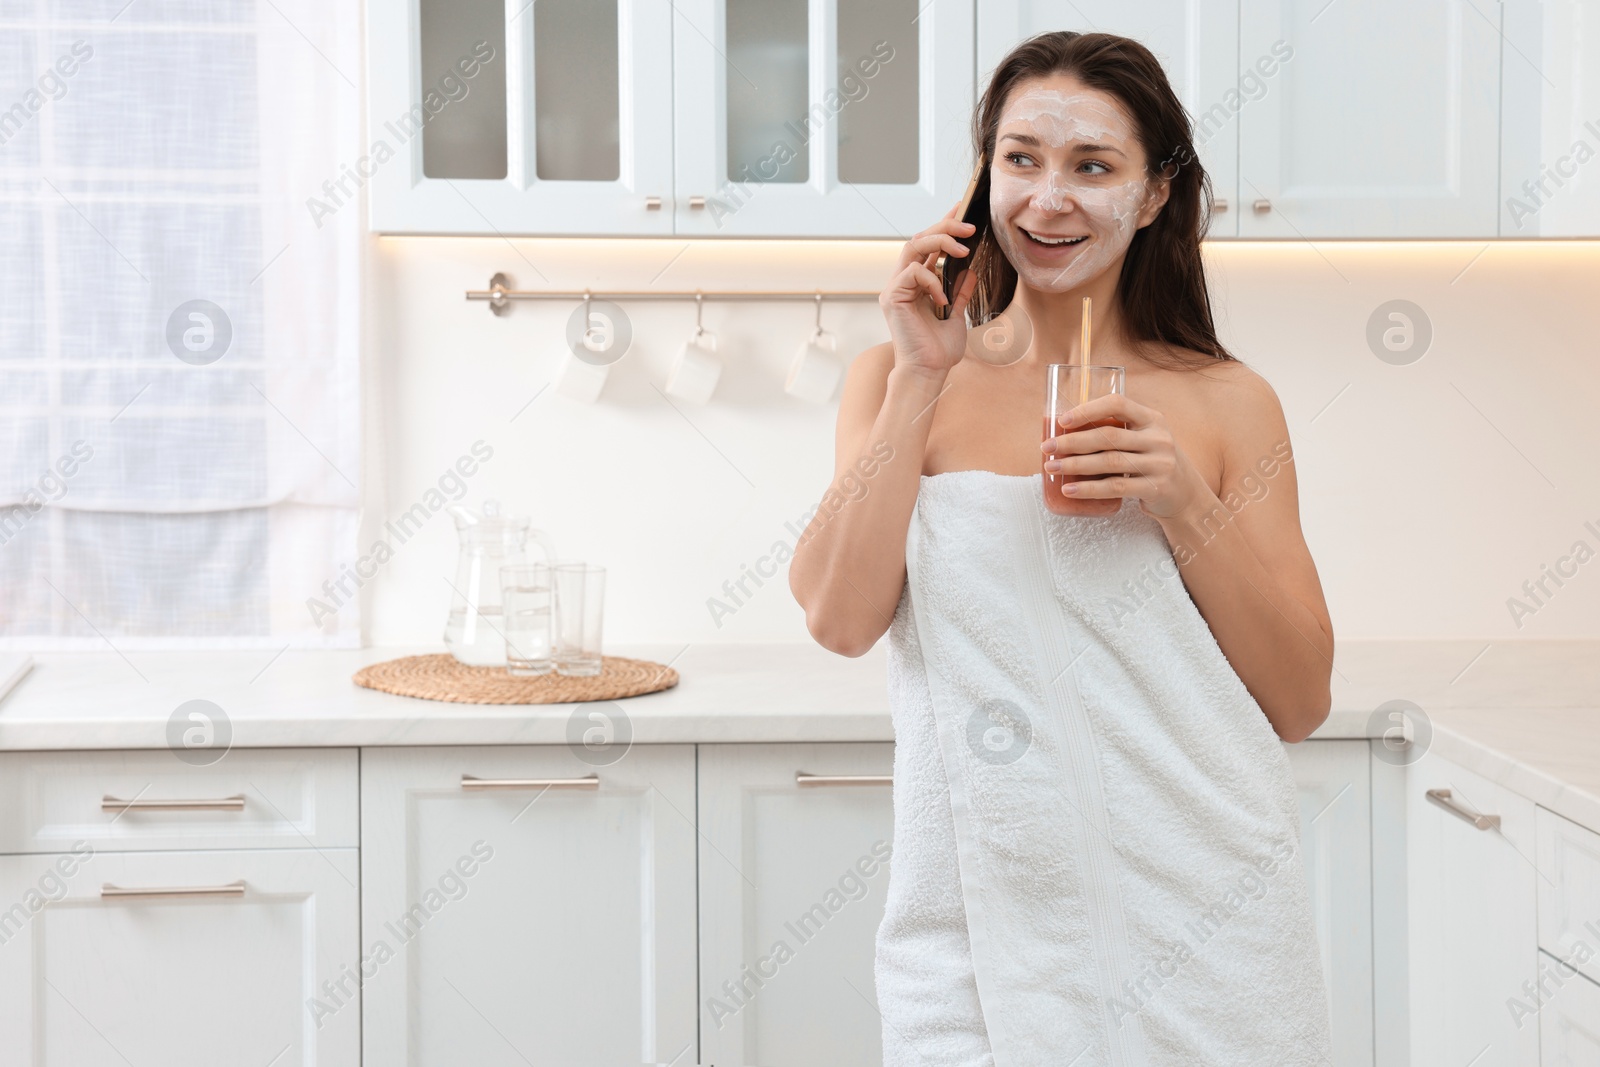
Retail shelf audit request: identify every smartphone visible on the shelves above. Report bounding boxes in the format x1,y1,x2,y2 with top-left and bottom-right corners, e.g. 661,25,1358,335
935,157,990,321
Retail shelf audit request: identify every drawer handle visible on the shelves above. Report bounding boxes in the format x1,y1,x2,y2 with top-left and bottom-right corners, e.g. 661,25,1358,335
460,774,600,791
102,795,246,813
1425,788,1501,831
795,773,893,787
101,880,247,900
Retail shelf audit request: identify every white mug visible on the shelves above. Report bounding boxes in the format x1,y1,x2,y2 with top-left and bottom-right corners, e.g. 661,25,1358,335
665,331,722,404
554,352,609,404
786,331,842,404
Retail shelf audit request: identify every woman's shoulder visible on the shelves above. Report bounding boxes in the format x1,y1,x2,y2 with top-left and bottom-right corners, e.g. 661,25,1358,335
1160,349,1281,413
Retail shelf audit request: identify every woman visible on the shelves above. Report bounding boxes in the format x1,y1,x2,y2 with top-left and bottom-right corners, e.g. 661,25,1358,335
788,31,1336,1065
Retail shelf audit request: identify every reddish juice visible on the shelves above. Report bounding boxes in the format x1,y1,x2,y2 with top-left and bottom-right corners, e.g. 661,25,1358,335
1042,414,1126,517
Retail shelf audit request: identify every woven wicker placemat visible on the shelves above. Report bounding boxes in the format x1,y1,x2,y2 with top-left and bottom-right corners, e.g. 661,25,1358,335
352,653,678,705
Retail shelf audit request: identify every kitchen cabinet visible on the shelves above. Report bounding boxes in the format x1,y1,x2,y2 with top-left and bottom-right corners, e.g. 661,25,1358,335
696,742,895,1067
363,0,1596,240
368,0,971,236
1288,739,1375,1065
692,739,1370,1066
1406,754,1540,1066
0,848,360,1066
977,0,1242,237
1500,1,1600,236
0,748,358,854
672,0,975,237
366,0,676,235
1539,950,1600,1064
1237,0,1502,238
1537,805,1600,987
359,744,698,1067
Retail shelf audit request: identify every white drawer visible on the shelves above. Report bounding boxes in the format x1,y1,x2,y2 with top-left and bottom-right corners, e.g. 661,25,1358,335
0,749,358,853
1538,806,1600,987
1538,949,1600,1063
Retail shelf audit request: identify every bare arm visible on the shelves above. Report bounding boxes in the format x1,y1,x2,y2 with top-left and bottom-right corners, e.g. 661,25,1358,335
787,350,949,655
790,209,979,656
1154,375,1334,741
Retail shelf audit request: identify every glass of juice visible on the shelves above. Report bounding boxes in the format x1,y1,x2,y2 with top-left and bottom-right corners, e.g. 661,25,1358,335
1043,363,1127,517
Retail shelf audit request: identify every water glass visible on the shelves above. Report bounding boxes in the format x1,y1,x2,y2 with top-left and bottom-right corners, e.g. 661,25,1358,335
499,564,554,676
553,562,606,677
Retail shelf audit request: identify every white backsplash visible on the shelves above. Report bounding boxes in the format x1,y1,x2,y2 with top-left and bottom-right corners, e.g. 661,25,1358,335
361,237,1600,645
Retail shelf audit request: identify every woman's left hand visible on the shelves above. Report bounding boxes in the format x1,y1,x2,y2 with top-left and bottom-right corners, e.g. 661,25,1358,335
1040,393,1213,521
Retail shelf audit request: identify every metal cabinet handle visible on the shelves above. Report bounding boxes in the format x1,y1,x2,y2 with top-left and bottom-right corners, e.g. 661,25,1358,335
645,195,662,210
795,773,893,787
102,880,246,900
460,774,600,791
1211,198,1229,213
102,795,246,813
1425,788,1500,831
688,195,706,209
1252,198,1272,213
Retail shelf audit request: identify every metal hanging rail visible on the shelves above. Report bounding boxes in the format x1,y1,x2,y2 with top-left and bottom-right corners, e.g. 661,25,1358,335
466,273,881,315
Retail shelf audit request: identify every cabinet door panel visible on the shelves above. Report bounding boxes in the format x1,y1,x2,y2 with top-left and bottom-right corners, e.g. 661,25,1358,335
672,0,974,236
1537,805,1600,987
0,849,359,1066
368,0,675,234
978,0,1241,237
1540,950,1600,1064
360,745,697,1067
1239,0,1501,237
1501,2,1600,236
1288,740,1375,1066
1407,755,1539,1066
697,742,894,1067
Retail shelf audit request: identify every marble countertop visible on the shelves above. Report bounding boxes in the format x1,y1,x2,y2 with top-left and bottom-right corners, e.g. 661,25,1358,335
1,638,1596,828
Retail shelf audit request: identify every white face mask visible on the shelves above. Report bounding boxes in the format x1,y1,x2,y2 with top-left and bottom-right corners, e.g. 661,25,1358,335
988,87,1152,292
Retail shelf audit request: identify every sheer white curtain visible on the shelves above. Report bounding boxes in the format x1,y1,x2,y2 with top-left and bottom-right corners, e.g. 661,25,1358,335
0,0,362,647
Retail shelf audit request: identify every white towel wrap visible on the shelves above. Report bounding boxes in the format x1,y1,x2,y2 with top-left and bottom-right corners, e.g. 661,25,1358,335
875,470,1333,1066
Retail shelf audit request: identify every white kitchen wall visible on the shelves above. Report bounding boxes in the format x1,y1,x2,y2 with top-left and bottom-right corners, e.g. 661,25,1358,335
360,237,1600,647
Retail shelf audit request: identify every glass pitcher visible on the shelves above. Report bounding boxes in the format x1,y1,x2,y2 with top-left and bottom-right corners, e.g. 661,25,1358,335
443,499,558,667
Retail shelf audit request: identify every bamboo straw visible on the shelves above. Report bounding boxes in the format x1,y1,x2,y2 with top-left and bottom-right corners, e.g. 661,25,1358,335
1078,297,1092,406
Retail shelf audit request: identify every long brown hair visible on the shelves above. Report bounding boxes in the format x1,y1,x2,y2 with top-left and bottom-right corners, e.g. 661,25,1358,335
969,31,1234,368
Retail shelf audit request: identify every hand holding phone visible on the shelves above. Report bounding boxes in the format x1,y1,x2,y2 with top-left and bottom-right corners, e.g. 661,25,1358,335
934,158,990,321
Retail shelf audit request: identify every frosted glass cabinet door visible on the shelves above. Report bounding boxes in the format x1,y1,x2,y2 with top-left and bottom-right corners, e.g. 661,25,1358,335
359,745,698,1067
672,0,975,236
368,0,674,234
1237,0,1502,237
0,849,360,1066
977,0,1242,237
697,743,895,1067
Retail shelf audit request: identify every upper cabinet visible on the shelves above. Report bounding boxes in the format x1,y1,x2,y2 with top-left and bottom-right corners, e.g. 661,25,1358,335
369,0,1599,238
1236,0,1502,238
1500,0,1600,236
977,0,1241,237
673,0,975,236
367,0,676,235
368,0,972,237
